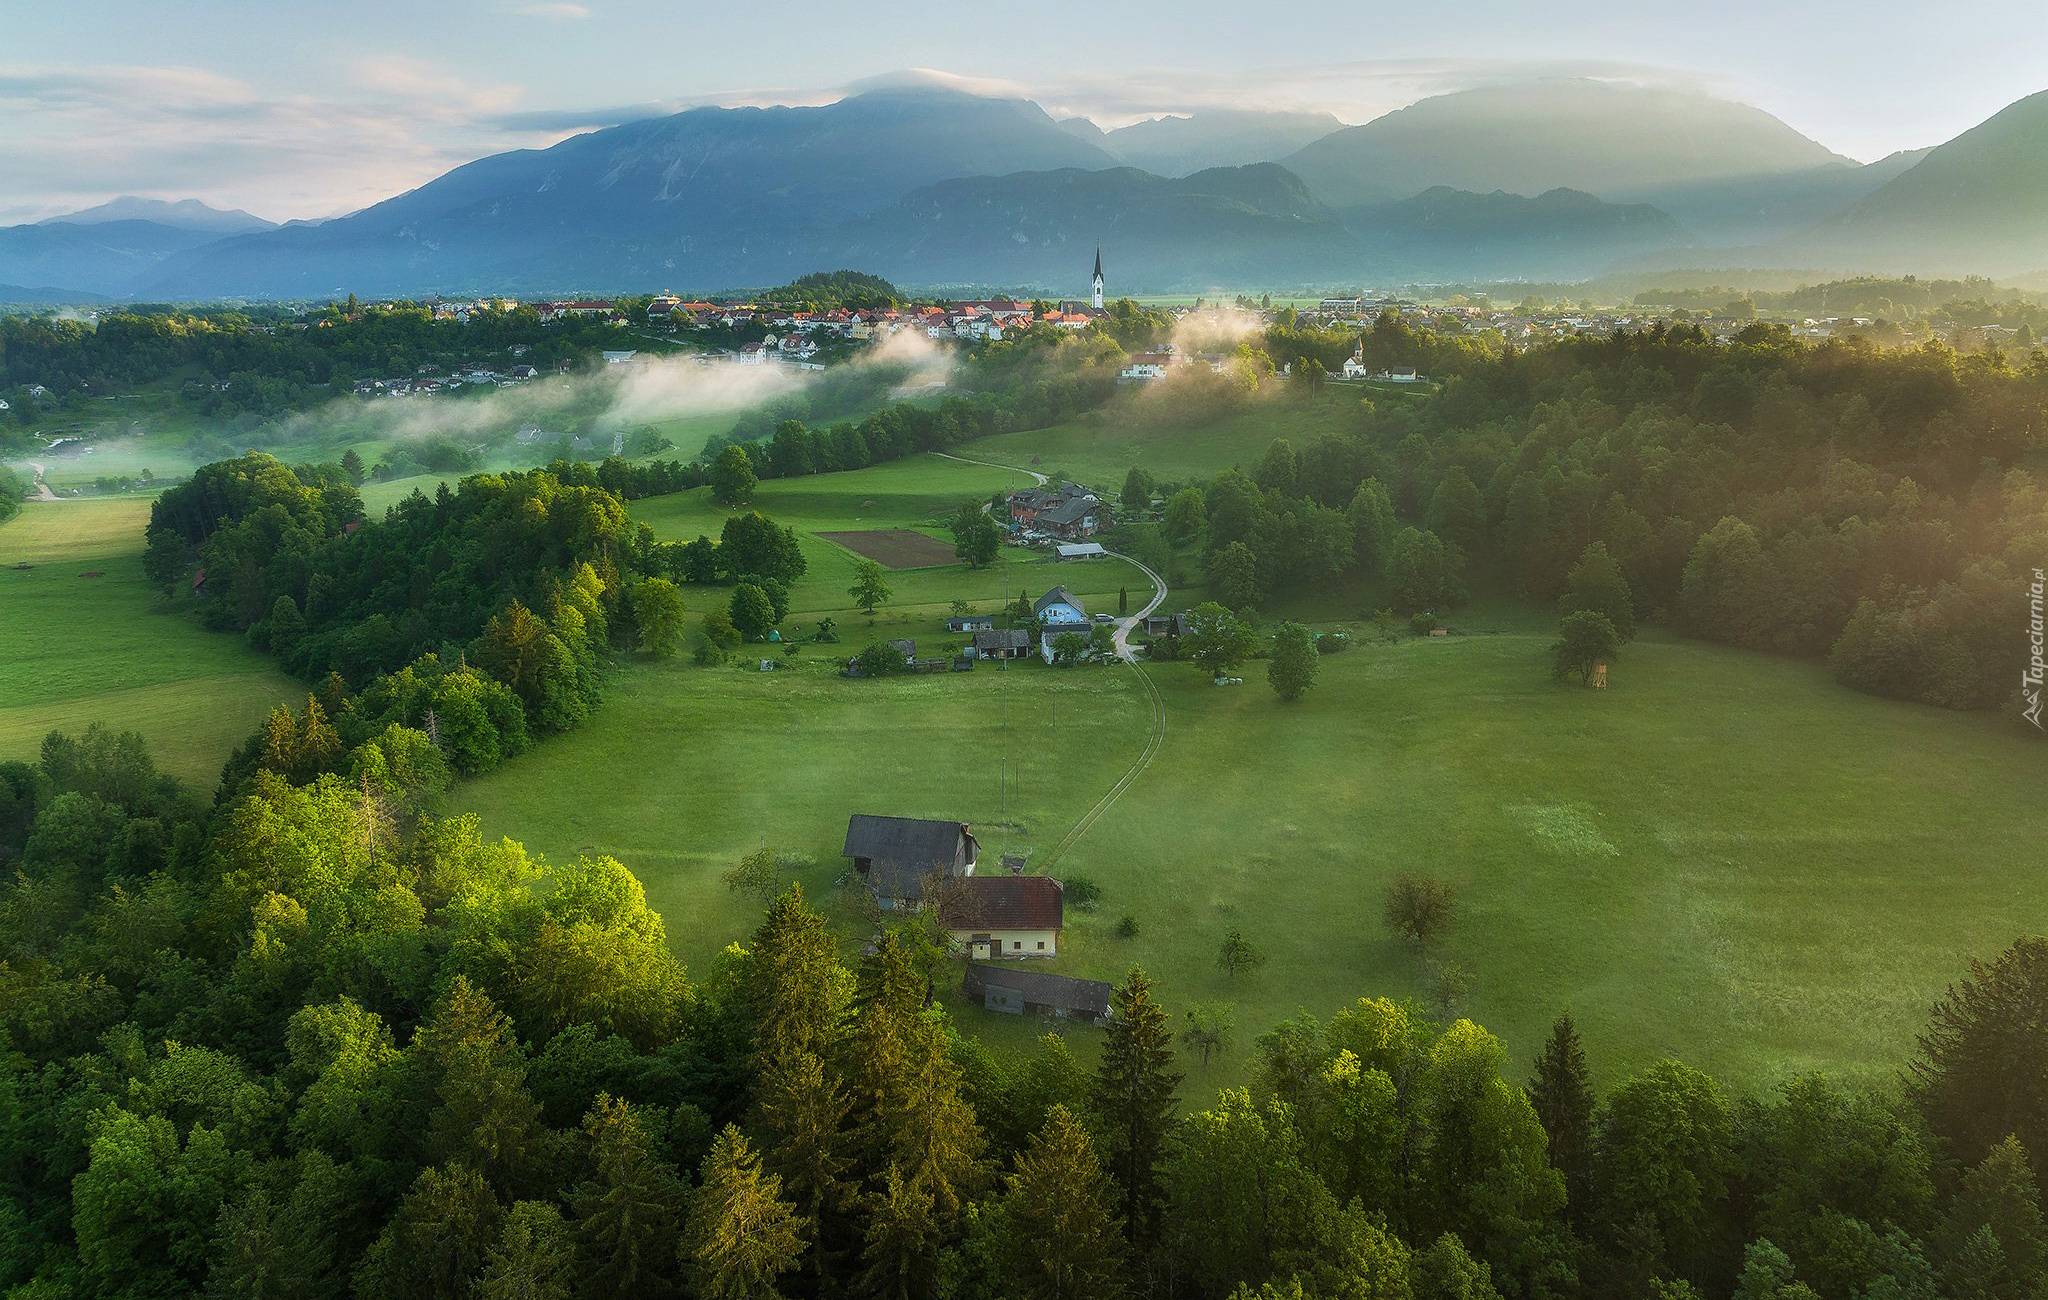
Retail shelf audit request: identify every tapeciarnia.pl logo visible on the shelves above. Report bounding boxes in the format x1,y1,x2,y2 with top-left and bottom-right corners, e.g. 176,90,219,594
2027,567,2046,730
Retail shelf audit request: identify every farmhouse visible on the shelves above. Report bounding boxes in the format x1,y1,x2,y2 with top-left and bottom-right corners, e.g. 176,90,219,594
1035,586,1091,662
972,627,1031,660
939,875,1064,959
842,814,978,909
964,965,1114,1026
1007,482,1106,538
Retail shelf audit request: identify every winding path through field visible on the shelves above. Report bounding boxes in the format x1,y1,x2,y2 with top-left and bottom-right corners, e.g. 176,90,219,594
25,463,57,502
929,450,1169,868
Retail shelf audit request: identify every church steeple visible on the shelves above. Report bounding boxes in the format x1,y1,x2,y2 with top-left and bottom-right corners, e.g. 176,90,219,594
1091,247,1104,311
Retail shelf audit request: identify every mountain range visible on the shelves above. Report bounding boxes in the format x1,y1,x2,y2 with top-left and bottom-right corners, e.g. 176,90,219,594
8,77,2048,300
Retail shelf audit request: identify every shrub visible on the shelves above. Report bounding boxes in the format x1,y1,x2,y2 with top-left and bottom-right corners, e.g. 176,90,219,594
1115,915,1140,939
1064,877,1102,911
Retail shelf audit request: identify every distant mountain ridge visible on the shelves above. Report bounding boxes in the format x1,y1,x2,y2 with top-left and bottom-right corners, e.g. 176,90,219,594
1285,80,1855,210
11,77,2048,299
38,197,275,234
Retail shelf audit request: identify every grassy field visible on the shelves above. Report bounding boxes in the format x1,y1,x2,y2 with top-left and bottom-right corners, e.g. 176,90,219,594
6,439,2043,1098
0,500,300,787
629,455,1155,636
956,393,1369,486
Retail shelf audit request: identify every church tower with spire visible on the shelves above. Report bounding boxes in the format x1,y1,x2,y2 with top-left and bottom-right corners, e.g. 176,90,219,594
1091,248,1104,311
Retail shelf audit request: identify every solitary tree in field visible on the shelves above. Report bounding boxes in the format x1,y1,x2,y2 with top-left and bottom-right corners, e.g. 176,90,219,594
722,846,782,903
1179,1004,1236,1067
950,503,1001,568
1184,602,1258,679
1120,466,1154,513
1266,622,1319,702
848,560,891,617
709,444,759,507
1383,874,1455,946
1552,610,1621,686
1216,929,1265,979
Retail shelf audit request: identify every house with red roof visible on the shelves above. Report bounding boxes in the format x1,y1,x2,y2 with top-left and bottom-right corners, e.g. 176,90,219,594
938,873,1065,959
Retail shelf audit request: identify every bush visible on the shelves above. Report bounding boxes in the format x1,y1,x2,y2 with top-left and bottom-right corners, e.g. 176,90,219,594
1384,873,1455,945
1064,877,1102,911
1409,612,1439,636
857,642,908,676
1315,631,1351,654
1115,914,1140,939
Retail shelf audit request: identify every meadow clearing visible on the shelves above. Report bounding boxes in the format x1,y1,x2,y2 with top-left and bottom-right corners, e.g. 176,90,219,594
0,499,299,787
4,414,2043,1094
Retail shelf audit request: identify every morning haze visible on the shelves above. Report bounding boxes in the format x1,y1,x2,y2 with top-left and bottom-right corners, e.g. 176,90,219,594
2,9,2046,1300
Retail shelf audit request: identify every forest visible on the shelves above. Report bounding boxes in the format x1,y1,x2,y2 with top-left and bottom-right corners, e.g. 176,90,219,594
0,723,2044,1300
1135,316,2048,715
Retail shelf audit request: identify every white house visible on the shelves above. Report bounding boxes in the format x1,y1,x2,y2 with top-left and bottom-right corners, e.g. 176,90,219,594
939,875,1065,959
1034,586,1089,661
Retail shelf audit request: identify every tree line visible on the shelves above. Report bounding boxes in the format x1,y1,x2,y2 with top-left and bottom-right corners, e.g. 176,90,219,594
1,726,2046,1300
1140,322,2048,716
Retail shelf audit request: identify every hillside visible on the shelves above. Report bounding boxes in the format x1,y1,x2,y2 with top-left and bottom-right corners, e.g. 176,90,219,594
829,163,1363,289
0,219,231,297
1093,108,1350,176
1285,79,1854,210
1355,186,1693,278
1819,89,2048,274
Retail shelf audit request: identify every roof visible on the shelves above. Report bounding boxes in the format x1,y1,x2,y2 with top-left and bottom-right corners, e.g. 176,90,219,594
942,876,1064,932
842,815,975,899
1036,498,1098,527
972,627,1030,651
966,964,1113,1018
1034,586,1085,616
1057,542,1105,558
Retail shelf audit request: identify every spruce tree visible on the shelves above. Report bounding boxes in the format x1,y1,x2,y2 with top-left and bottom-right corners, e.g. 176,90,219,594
568,1096,686,1300
1003,1105,1129,1300
1528,1012,1596,1225
857,1163,941,1300
1936,1135,2047,1295
410,976,546,1193
1092,967,1182,1245
748,884,851,1069
753,1050,857,1283
845,933,986,1219
684,1125,808,1300
476,1202,576,1300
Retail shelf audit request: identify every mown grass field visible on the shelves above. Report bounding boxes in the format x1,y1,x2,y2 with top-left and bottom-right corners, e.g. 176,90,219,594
956,392,1369,486
0,500,300,787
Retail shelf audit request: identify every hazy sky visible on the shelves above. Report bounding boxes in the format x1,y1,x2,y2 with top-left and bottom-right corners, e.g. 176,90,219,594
6,0,2046,224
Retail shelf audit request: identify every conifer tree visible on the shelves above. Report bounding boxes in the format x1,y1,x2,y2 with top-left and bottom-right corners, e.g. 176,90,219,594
748,884,850,1069
684,1124,808,1300
845,932,986,1220
1528,1012,1596,1225
1936,1135,2047,1296
569,1096,686,1300
1002,1104,1128,1300
1092,967,1182,1245
476,1202,576,1300
410,976,545,1191
857,1163,941,1300
754,1050,857,1281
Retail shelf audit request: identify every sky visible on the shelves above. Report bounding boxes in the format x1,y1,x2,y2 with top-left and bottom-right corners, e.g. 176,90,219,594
5,0,2046,225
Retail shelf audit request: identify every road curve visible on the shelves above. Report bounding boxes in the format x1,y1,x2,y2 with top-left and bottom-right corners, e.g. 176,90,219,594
930,450,1049,485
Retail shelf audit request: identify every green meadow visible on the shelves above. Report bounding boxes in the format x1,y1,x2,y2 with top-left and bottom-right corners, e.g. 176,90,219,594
0,500,299,787
4,430,2042,1096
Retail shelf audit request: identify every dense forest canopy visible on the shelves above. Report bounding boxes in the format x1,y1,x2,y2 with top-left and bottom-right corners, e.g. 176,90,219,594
2,724,2046,1300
